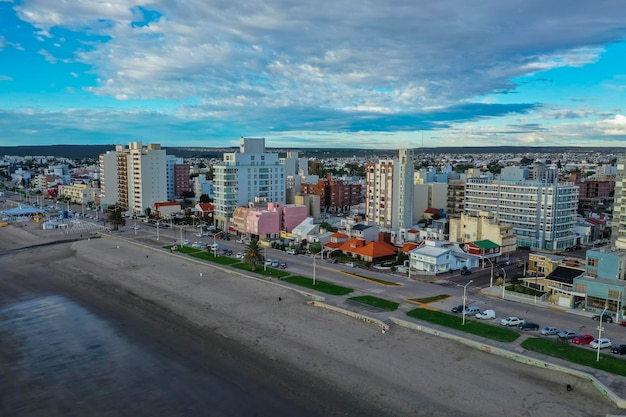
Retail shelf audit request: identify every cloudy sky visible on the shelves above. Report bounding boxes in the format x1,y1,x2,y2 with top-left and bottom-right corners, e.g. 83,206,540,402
1,0,626,149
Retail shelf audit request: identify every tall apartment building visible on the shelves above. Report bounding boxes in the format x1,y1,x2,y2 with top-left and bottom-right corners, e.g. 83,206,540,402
464,179,578,251
174,163,191,197
281,151,308,204
446,179,466,218
99,142,167,214
576,179,614,216
613,155,626,249
301,173,362,213
213,137,285,229
365,148,414,230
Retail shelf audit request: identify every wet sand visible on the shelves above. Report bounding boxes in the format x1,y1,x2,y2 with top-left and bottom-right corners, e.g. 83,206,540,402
0,224,619,416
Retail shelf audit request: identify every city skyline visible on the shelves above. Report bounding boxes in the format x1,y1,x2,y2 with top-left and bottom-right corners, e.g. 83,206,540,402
1,1,626,148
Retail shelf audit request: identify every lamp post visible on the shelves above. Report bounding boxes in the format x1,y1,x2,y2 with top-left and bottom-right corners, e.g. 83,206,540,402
312,250,323,286
597,306,608,362
489,260,494,288
134,220,137,236
501,267,507,299
156,221,160,241
462,279,473,325
264,245,267,271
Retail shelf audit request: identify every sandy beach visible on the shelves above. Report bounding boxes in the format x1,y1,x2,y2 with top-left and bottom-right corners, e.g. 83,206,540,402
0,224,619,416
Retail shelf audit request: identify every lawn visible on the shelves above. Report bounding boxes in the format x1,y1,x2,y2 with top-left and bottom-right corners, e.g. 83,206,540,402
521,338,626,377
230,262,291,278
188,251,241,265
408,294,451,304
282,275,354,296
349,295,399,311
406,308,520,343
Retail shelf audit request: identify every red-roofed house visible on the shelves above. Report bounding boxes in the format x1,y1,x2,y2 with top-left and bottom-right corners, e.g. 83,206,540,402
335,237,398,263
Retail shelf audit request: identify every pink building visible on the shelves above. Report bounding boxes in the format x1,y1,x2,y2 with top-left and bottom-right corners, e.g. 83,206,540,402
242,202,309,238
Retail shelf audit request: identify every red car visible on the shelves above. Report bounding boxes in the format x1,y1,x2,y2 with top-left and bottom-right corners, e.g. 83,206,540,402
572,334,595,345
620,321,626,327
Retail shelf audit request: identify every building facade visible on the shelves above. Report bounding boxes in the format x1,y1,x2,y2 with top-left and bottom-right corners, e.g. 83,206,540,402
464,179,578,251
301,173,362,214
213,137,286,229
613,155,626,249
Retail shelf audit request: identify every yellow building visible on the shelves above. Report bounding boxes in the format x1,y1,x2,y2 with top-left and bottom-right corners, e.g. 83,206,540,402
58,183,99,205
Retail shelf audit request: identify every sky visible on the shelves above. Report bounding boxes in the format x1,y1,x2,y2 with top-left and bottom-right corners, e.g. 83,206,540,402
1,0,626,149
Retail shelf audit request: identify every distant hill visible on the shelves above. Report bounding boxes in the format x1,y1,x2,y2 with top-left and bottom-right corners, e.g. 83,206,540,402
0,144,624,159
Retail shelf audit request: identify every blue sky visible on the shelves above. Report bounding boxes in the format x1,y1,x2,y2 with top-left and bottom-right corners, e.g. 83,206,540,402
1,0,626,149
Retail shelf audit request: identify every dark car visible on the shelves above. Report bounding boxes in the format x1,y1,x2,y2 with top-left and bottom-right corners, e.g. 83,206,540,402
593,314,614,323
451,304,465,313
518,322,540,331
611,344,626,355
460,269,472,275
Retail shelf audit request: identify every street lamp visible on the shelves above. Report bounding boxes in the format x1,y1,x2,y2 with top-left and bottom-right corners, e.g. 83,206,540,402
501,267,507,299
462,280,473,325
489,260,494,288
312,250,324,285
264,245,267,271
597,306,608,362
156,221,160,241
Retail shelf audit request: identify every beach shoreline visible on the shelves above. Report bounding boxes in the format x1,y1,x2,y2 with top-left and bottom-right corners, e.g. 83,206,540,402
0,224,619,416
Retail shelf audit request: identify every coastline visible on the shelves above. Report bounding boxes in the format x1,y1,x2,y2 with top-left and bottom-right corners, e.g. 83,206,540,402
0,224,619,416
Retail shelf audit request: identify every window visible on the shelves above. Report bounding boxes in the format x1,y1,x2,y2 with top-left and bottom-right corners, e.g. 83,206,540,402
588,257,599,267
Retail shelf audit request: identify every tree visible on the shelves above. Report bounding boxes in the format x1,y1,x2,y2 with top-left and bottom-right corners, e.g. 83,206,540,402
181,190,195,198
199,194,212,203
243,239,264,272
107,205,126,230
144,207,152,218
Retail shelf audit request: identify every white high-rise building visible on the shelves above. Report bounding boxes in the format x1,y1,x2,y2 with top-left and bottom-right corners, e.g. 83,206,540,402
365,148,414,230
99,141,167,215
464,178,578,251
213,137,285,229
613,155,626,249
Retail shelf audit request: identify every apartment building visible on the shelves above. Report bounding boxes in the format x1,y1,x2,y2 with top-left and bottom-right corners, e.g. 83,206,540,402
613,155,626,249
464,179,578,252
576,179,614,216
448,211,517,258
365,148,414,230
99,142,167,214
301,173,362,213
213,137,285,229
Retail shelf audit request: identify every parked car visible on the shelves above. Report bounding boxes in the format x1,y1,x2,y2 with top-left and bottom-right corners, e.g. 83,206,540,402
610,344,626,355
345,262,357,268
236,238,245,243
620,321,626,328
518,322,540,331
589,338,612,349
572,334,595,345
460,269,472,275
265,259,272,266
500,317,525,326
540,326,559,336
592,314,614,323
236,252,244,259
271,260,280,268
326,258,337,264
451,305,465,313
286,249,297,255
279,262,287,269
557,330,579,340
464,306,480,315
475,309,496,320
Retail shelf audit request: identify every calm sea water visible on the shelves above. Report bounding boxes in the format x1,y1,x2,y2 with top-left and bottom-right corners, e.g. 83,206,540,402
0,294,349,417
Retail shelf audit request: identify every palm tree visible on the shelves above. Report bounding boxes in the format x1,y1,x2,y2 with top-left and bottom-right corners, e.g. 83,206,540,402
243,239,264,272
107,205,126,230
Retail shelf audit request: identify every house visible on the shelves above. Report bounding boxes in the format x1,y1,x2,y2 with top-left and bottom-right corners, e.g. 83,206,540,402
194,202,215,222
463,240,500,267
331,237,397,263
154,201,182,219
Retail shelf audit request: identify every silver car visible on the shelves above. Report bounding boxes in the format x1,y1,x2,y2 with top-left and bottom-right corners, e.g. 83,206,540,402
540,326,559,336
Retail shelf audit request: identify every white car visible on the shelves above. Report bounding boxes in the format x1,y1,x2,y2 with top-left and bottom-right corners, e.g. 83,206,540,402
590,338,612,349
236,252,244,259
286,249,297,255
475,309,496,320
236,239,245,243
345,262,357,268
265,259,272,266
182,239,190,245
500,317,525,326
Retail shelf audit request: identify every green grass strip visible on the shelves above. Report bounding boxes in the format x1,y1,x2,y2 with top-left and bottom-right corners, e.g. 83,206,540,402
282,275,354,296
349,295,399,311
230,263,291,278
406,308,520,343
521,338,626,377
189,251,241,265
408,294,451,304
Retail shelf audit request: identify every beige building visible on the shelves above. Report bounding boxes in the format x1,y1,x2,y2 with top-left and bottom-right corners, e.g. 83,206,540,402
449,211,517,257
58,183,99,205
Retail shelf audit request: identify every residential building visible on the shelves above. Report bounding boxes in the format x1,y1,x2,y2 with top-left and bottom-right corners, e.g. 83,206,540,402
576,179,614,216
301,173,362,214
446,179,465,219
213,137,285,229
174,163,191,198
613,155,626,249
449,212,517,259
365,148,414,230
57,183,99,205
99,142,167,214
575,247,626,321
464,179,578,252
